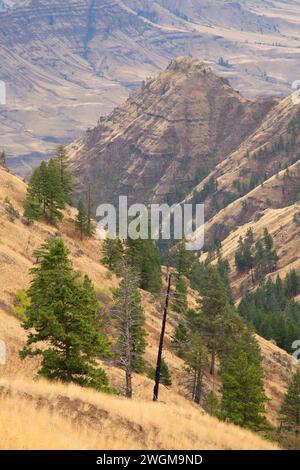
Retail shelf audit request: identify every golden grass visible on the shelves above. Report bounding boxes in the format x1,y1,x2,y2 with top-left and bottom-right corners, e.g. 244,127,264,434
0,378,279,450
0,166,291,447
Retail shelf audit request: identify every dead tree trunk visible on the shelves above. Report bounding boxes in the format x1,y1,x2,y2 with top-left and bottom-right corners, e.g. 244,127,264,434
153,274,172,402
123,266,133,399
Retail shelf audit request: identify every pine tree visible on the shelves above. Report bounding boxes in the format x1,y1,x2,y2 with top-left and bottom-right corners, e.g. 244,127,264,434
27,162,47,215
148,357,172,387
285,270,299,297
238,271,300,352
189,259,208,293
220,329,268,431
112,262,147,397
102,237,124,276
19,238,111,391
174,239,195,277
46,159,65,224
172,274,188,315
23,192,43,223
55,145,72,204
140,239,162,293
253,229,278,280
75,199,89,240
263,228,279,273
217,255,234,305
184,332,208,404
172,300,202,357
279,370,300,438
0,150,7,169
263,227,273,251
203,390,220,417
197,266,230,376
235,231,254,273
125,238,162,293
24,159,65,225
172,317,189,358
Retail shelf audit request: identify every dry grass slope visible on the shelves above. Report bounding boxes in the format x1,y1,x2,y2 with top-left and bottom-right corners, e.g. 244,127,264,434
0,379,279,450
0,166,294,449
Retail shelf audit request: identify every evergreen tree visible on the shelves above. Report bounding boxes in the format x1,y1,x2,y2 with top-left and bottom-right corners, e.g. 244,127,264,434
172,274,188,315
172,309,199,358
172,272,189,357
148,357,172,387
174,239,195,277
102,237,124,276
24,159,65,225
279,370,300,438
19,238,111,391
140,239,162,293
235,228,278,280
197,266,230,376
235,231,254,273
203,390,220,417
245,227,254,246
217,255,234,305
184,332,208,404
172,315,189,358
75,199,89,240
55,145,72,204
125,238,162,293
254,230,278,280
262,227,273,251
23,192,43,223
0,150,7,169
262,228,279,273
46,159,65,224
238,271,300,352
189,259,208,293
220,329,268,431
28,162,48,215
285,270,299,297
112,263,147,397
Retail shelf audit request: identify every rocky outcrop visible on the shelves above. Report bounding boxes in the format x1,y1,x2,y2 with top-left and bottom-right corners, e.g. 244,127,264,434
69,57,276,209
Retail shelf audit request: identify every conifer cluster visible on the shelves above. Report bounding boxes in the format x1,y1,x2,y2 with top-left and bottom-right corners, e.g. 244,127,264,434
235,228,278,280
172,244,268,431
24,146,72,224
102,236,162,294
239,271,300,352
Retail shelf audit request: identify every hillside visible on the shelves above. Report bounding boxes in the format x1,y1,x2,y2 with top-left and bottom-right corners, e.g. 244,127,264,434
2,0,300,173
187,94,300,238
0,378,278,450
0,165,298,451
67,57,300,293
69,56,277,208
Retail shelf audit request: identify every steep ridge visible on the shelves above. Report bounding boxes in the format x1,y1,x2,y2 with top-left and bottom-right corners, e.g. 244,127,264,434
187,94,300,241
69,57,276,208
207,202,300,301
0,165,297,429
69,57,300,295
2,0,300,172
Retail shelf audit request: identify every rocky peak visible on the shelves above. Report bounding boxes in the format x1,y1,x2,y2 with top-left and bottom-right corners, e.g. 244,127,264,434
70,57,276,209
166,56,210,74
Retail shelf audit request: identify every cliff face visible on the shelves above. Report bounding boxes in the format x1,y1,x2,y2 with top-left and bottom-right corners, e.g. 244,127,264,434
70,56,300,295
69,57,276,208
2,0,300,173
